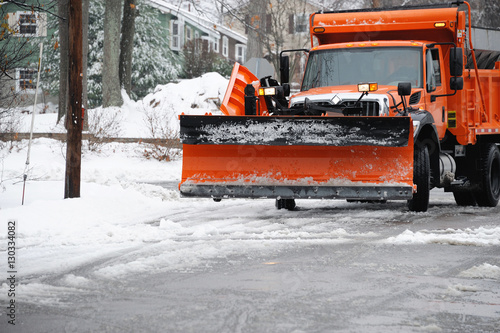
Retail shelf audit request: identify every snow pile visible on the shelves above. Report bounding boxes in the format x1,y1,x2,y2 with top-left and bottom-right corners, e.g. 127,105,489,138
16,72,228,137
458,263,500,280
384,227,500,246
121,72,227,136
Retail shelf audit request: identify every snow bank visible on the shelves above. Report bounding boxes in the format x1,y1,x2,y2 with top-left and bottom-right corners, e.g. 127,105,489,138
458,263,500,280
15,72,228,137
384,227,500,246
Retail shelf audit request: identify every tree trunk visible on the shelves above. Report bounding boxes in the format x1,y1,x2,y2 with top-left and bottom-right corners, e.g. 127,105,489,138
57,0,69,125
82,0,89,130
246,0,267,59
103,0,123,107
119,0,136,96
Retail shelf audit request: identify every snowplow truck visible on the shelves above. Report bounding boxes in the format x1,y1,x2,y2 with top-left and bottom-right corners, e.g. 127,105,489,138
179,1,500,212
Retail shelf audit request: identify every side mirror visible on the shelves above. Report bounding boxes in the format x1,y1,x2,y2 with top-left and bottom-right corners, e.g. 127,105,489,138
450,77,464,91
283,83,290,97
398,82,412,96
280,55,290,84
450,47,463,77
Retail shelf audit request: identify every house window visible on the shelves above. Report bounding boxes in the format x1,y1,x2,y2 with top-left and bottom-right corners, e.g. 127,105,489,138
8,11,47,37
17,69,37,92
295,14,308,33
20,13,37,35
235,44,246,64
289,14,308,34
213,39,219,53
222,36,228,58
186,26,192,41
201,36,211,53
170,20,180,51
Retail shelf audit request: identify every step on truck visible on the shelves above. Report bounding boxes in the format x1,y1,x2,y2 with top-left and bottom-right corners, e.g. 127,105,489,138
179,1,500,212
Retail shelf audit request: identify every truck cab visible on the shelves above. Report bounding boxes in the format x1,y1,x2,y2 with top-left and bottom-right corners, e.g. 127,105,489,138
179,2,500,213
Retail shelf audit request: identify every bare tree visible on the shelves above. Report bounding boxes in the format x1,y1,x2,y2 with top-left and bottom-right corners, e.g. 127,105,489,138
224,0,311,78
102,0,123,107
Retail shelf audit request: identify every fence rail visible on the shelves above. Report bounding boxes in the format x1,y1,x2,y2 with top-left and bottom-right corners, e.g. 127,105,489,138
0,132,182,148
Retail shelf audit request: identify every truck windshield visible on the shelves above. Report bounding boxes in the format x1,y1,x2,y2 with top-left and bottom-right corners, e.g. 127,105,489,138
301,47,423,91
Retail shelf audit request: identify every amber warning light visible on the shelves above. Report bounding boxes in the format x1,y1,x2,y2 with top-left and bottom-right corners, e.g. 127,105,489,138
358,83,378,92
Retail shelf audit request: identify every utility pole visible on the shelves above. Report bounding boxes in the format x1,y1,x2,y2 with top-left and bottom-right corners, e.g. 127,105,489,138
65,0,83,198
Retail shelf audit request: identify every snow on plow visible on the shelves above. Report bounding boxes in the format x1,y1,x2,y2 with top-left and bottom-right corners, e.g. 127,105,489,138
179,115,414,200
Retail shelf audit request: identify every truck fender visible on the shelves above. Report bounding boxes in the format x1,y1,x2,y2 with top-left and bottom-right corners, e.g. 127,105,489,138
410,111,441,188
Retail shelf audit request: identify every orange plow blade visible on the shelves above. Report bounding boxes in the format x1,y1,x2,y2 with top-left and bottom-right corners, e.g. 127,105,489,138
220,62,267,116
179,115,415,200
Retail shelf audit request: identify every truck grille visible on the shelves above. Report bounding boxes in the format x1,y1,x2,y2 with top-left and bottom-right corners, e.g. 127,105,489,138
291,100,380,116
340,101,380,116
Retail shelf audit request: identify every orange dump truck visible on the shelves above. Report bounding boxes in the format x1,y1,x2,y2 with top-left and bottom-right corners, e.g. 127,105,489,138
179,1,500,212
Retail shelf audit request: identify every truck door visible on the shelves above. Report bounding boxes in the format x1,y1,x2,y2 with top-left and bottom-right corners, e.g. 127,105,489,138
425,48,447,139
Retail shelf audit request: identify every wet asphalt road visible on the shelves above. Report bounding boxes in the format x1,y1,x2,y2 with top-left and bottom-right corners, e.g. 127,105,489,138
2,190,500,333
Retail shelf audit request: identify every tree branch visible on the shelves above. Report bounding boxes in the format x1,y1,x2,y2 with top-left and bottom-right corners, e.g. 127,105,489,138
3,0,65,21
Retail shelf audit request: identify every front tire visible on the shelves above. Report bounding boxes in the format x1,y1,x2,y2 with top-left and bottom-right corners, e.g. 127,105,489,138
276,198,296,210
474,143,500,207
408,145,430,212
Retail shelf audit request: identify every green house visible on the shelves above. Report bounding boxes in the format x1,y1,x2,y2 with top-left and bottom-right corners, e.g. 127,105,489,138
0,1,53,108
148,0,247,66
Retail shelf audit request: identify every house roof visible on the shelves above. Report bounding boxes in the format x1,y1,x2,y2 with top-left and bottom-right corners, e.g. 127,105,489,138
147,0,247,44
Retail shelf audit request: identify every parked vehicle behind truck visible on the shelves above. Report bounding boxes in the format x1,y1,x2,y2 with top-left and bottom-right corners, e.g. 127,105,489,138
179,1,500,212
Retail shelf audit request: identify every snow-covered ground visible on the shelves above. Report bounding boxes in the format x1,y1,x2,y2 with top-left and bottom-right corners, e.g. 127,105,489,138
1,73,500,331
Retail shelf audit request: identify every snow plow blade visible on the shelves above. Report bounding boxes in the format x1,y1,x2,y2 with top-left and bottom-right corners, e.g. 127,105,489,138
180,115,414,200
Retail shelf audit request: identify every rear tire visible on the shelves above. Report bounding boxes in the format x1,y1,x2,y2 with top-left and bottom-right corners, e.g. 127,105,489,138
408,145,430,212
474,143,500,207
276,198,296,210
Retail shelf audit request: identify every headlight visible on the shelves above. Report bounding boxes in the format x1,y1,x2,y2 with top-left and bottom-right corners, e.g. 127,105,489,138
258,87,277,96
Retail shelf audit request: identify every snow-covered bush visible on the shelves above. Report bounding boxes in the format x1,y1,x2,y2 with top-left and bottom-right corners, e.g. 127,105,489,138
85,108,123,152
140,107,180,162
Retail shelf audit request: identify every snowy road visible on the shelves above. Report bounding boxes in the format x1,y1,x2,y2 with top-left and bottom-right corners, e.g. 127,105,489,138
3,189,500,332
1,139,499,332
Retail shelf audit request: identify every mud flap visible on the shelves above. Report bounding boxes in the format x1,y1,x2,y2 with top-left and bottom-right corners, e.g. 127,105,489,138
180,115,414,200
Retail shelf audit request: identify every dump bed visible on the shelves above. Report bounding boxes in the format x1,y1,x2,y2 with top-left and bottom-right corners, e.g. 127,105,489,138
310,6,462,47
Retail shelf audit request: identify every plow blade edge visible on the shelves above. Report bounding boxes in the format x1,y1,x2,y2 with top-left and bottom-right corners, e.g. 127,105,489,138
180,115,414,200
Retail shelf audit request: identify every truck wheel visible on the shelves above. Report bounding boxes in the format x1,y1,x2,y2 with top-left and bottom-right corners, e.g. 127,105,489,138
452,191,476,206
276,198,296,210
407,145,430,212
474,143,500,207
